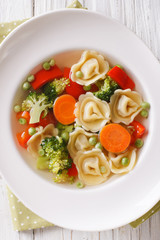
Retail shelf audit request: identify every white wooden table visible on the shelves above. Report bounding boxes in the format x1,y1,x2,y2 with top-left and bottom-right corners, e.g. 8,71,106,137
0,0,160,239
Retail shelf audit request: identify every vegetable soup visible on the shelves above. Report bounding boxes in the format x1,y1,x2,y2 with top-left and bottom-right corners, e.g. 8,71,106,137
13,50,150,187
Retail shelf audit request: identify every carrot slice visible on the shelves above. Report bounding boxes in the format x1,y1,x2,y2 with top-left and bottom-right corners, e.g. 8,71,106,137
53,94,76,125
100,124,131,153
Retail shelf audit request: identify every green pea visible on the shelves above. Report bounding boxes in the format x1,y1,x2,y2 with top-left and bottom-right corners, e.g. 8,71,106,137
76,182,84,189
135,138,144,148
140,109,148,118
28,127,36,136
61,131,69,142
89,136,97,146
141,101,150,110
18,118,27,125
22,82,31,91
13,105,21,113
39,148,45,156
116,64,123,69
76,71,83,78
27,74,35,82
43,62,50,70
49,59,55,66
95,142,103,150
83,85,91,91
121,157,129,166
100,166,106,174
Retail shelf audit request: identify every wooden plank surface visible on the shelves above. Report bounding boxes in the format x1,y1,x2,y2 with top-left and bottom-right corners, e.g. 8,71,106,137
0,0,160,239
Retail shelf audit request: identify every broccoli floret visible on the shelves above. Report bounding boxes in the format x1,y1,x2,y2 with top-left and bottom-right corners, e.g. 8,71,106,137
94,77,120,102
22,92,53,124
56,122,74,133
41,136,72,175
53,170,75,183
43,78,69,101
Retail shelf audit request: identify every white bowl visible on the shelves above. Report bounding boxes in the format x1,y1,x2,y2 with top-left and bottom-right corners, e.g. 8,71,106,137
0,9,160,231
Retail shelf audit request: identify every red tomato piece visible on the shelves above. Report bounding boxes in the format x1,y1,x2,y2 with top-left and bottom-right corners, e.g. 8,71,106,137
64,67,86,99
129,120,145,144
38,111,57,128
16,111,30,123
63,67,71,79
16,126,32,148
108,66,135,90
68,162,78,177
31,65,63,90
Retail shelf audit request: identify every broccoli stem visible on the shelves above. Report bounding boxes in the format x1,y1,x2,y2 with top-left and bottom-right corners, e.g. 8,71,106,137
29,103,47,124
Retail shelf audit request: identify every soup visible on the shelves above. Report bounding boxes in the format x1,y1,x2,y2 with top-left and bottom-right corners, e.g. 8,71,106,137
13,50,150,188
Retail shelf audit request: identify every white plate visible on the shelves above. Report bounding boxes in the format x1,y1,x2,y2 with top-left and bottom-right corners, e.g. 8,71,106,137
0,9,160,231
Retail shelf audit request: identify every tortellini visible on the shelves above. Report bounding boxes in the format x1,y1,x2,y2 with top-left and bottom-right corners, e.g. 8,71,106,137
108,147,137,174
67,127,98,159
75,92,110,132
74,149,111,185
110,89,142,124
27,124,58,158
71,50,109,86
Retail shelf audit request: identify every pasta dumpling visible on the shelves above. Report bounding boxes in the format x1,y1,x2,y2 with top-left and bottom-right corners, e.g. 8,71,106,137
109,147,137,174
74,149,111,185
75,92,110,132
67,127,98,159
110,89,142,124
27,124,58,158
71,50,109,85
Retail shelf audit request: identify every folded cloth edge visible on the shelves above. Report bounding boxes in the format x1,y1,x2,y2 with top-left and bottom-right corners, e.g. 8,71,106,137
7,187,53,231
130,200,160,228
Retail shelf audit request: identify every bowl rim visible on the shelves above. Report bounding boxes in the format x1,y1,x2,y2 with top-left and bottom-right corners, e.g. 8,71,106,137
0,9,160,231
